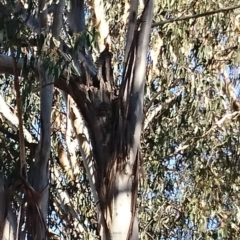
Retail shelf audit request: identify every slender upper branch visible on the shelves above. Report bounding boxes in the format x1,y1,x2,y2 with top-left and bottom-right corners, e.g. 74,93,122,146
67,0,85,33
152,4,240,27
38,0,48,32
52,0,65,43
129,0,154,153
124,0,138,64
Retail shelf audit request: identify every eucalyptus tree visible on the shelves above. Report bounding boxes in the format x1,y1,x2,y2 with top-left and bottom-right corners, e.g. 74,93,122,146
1,0,240,239
0,0,153,239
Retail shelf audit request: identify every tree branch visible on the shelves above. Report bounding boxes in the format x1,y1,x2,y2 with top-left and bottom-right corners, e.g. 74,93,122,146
152,4,240,27
52,0,65,45
124,0,138,64
129,0,154,147
0,94,35,144
0,54,22,75
67,0,85,34
0,126,35,148
14,2,40,34
143,88,183,130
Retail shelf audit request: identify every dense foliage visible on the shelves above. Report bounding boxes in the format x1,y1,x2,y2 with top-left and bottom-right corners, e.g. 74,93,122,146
1,0,240,239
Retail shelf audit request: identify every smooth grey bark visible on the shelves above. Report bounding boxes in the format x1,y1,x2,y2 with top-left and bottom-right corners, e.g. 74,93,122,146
110,1,154,239
28,70,53,239
129,0,154,150
52,0,65,44
67,0,85,33
124,0,138,64
32,71,53,211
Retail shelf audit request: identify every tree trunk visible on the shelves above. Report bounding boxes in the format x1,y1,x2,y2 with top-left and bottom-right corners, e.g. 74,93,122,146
55,1,154,239
0,173,17,240
109,170,139,240
28,70,53,239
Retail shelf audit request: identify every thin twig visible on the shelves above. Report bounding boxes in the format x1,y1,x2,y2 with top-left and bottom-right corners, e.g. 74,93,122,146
152,4,240,27
144,90,162,114
143,88,183,130
201,111,240,138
